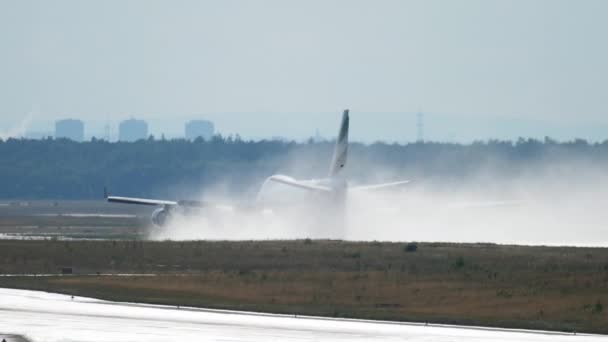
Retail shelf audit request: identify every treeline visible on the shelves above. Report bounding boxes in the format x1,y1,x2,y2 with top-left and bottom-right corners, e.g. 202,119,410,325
0,136,607,199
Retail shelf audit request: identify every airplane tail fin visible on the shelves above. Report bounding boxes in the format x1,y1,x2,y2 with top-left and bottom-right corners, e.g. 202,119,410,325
329,109,349,177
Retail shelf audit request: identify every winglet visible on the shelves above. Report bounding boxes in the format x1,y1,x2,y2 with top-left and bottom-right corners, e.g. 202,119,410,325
103,186,109,199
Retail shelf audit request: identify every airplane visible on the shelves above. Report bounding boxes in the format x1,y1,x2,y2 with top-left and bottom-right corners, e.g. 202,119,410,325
106,110,411,227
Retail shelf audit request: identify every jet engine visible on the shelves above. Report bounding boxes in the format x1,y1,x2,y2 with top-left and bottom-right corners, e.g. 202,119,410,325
151,206,173,227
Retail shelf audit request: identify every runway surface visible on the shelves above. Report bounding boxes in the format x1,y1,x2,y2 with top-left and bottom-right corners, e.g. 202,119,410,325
0,288,604,342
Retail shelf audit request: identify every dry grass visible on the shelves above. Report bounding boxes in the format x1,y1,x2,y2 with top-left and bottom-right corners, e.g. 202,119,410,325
0,240,607,333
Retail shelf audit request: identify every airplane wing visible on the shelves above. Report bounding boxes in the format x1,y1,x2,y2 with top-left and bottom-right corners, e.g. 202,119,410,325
351,180,411,191
107,196,217,208
268,175,333,192
105,185,213,207
107,196,178,206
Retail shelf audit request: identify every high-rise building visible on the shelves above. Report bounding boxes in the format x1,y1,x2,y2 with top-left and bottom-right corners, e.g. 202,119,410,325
119,119,148,142
55,119,84,142
185,120,214,140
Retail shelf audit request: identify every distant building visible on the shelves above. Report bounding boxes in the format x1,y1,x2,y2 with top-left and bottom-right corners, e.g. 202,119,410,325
119,119,148,142
185,120,214,140
55,119,84,142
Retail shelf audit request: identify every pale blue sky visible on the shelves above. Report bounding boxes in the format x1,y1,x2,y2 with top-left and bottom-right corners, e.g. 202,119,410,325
1,0,607,142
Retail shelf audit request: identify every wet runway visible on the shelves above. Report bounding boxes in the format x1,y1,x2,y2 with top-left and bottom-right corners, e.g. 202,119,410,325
0,288,604,342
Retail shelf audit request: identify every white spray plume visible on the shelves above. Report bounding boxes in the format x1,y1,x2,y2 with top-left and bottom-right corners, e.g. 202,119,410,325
147,149,608,247
0,113,33,140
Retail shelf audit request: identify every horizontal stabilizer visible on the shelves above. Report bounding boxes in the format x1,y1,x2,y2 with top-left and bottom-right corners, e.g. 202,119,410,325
351,180,411,191
268,175,332,192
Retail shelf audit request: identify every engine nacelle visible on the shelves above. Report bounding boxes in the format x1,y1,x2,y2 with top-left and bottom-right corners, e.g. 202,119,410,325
151,207,173,227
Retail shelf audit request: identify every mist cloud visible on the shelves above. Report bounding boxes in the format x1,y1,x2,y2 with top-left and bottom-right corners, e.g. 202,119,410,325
147,150,608,247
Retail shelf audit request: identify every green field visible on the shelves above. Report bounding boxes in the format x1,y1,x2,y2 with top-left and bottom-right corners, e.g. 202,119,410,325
0,239,606,334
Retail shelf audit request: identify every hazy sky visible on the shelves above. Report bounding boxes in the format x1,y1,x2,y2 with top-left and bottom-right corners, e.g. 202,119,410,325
1,0,607,142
